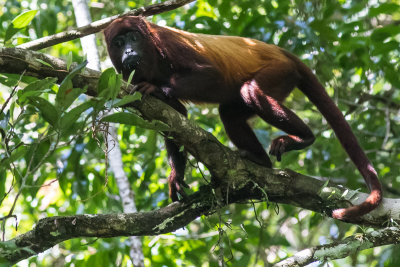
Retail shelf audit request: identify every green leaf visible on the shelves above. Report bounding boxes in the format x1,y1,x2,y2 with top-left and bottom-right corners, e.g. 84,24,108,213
59,87,85,112
111,93,142,108
0,240,17,250
17,78,57,104
372,41,399,56
369,3,400,17
371,25,400,42
3,146,27,167
5,25,19,42
21,247,36,255
56,60,88,110
21,141,53,187
0,111,9,137
111,74,122,100
126,70,135,88
108,72,116,92
28,96,59,127
0,74,20,87
0,168,5,204
309,20,337,41
98,68,122,100
101,112,170,131
12,10,38,28
35,59,53,68
98,68,115,97
66,51,73,71
26,139,51,169
385,68,400,88
60,101,93,131
4,10,38,41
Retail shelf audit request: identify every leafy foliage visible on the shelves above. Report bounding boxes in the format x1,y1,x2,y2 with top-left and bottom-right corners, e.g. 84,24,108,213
0,0,399,266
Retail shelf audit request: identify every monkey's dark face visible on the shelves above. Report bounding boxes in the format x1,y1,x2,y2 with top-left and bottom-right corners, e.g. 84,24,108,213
111,31,143,72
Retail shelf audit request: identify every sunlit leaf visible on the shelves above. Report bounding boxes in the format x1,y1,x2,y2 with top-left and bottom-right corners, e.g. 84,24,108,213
4,10,38,41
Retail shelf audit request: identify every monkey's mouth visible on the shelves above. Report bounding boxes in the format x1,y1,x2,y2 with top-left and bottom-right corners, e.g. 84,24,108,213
122,56,141,71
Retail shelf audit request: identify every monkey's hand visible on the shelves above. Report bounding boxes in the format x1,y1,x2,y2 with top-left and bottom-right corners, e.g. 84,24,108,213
168,174,189,202
133,81,158,95
133,81,172,100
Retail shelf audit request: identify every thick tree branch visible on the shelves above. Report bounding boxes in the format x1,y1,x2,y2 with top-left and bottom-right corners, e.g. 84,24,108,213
1,47,400,264
17,0,196,50
4,190,213,265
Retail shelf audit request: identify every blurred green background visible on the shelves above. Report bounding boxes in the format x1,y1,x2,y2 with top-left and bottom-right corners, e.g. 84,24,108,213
0,0,399,266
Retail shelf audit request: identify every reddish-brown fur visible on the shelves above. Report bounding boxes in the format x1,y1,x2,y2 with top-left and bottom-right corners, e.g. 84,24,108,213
104,16,382,221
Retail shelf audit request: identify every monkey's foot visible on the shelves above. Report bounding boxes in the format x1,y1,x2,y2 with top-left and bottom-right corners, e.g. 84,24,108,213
168,175,189,202
269,135,314,161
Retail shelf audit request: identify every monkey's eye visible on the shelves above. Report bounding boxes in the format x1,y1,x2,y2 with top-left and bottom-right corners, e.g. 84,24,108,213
112,37,124,47
126,31,140,41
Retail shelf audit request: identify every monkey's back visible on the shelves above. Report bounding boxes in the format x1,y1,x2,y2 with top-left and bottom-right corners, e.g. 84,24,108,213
165,27,294,84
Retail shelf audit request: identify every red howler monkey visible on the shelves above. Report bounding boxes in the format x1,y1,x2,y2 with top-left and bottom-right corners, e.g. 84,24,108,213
104,16,382,220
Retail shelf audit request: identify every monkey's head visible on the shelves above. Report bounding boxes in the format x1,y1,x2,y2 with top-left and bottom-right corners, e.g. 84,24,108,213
111,30,143,72
104,16,160,77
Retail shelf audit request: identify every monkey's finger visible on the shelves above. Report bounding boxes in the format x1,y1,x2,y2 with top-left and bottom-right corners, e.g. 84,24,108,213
270,140,282,161
143,85,156,94
269,143,279,156
276,149,283,162
132,84,145,93
133,82,148,93
276,153,281,161
138,84,156,95
132,84,139,92
269,146,276,156
136,85,149,93
269,143,278,156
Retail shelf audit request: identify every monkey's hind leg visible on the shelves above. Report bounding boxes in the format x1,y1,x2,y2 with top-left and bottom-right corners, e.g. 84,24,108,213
219,102,272,167
240,71,315,161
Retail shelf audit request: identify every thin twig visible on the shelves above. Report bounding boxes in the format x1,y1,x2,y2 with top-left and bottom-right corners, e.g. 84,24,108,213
0,70,26,114
17,0,196,50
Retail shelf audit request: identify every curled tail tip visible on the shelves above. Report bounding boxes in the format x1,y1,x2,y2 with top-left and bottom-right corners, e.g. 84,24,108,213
368,188,383,204
331,206,373,221
332,208,349,220
332,189,383,221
